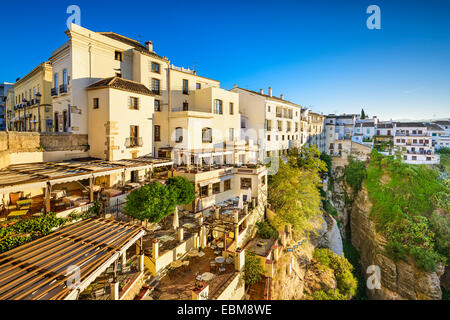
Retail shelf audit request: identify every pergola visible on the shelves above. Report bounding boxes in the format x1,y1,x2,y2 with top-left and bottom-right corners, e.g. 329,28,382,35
0,218,146,300
0,156,173,212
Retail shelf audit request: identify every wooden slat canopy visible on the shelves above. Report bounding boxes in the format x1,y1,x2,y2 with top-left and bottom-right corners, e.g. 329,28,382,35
0,218,145,300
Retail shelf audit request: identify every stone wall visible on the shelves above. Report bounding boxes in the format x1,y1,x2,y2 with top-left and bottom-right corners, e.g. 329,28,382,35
0,132,89,168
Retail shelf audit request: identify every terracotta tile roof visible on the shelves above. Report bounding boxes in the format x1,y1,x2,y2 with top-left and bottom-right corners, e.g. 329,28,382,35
426,123,445,131
233,87,302,109
98,32,168,61
433,120,450,126
377,123,393,129
395,122,426,128
86,77,154,96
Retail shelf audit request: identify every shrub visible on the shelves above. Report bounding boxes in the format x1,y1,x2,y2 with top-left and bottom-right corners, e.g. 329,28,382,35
312,289,347,300
256,221,278,239
344,156,367,193
244,250,264,285
313,248,358,298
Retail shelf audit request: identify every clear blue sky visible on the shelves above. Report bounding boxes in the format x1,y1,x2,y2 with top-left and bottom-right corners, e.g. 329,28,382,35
1,0,449,120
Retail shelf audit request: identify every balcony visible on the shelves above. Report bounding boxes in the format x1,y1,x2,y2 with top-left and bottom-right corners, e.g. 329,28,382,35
51,88,58,96
276,112,282,118
152,89,161,95
125,137,143,148
59,84,68,94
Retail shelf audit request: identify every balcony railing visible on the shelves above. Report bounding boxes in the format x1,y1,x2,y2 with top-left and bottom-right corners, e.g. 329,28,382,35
125,137,143,148
51,88,58,96
151,89,161,95
59,84,68,94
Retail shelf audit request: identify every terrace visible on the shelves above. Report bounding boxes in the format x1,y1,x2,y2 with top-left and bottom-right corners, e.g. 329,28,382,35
0,157,173,221
150,247,239,300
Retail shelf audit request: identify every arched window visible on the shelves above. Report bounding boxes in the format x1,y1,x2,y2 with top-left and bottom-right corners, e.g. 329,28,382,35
175,127,183,143
202,127,212,143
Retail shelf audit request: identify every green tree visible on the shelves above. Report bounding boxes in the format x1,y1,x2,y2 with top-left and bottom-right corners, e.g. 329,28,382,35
124,182,177,222
244,250,264,285
165,176,195,205
289,145,328,174
320,152,332,177
361,108,366,119
268,160,322,233
344,156,367,193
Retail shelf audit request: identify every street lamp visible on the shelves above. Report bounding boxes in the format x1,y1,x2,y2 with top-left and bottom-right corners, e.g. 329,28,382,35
35,92,42,132
22,98,28,131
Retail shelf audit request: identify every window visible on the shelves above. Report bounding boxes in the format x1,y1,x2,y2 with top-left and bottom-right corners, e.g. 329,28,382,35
240,178,252,190
213,182,220,195
426,157,431,161
412,156,417,160
267,105,271,112
224,179,231,191
183,101,189,111
175,127,183,143
54,73,58,88
115,72,122,78
196,83,201,90
93,98,99,109
151,78,160,95
229,102,234,115
63,69,67,86
202,127,212,143
130,125,139,145
200,185,209,197
214,99,223,114
154,99,161,111
182,79,188,94
155,125,161,141
151,62,160,73
129,97,139,110
267,134,271,141
261,175,266,186
115,51,123,61
229,128,234,141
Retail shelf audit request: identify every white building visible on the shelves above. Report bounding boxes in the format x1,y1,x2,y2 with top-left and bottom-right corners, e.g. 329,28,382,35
394,122,439,164
230,86,303,160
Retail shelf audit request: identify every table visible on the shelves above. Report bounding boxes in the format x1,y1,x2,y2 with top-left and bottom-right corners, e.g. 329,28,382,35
17,199,32,207
170,260,182,268
188,250,199,258
215,256,225,264
51,190,66,199
63,195,82,206
200,272,215,281
7,210,29,218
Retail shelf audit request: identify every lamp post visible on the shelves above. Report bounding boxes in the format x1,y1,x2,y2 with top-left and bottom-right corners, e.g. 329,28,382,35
35,92,42,132
22,98,28,131
2,97,7,133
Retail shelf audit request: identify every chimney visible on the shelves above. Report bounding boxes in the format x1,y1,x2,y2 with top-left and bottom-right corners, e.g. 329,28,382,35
259,89,264,94
280,94,284,100
145,41,153,52
268,87,272,97
233,84,238,88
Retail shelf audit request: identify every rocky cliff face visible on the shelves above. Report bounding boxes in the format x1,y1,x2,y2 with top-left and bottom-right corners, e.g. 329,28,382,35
271,214,344,300
350,186,444,300
327,166,353,233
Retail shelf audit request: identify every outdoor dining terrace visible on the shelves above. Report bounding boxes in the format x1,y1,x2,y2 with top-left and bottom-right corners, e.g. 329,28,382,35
0,157,173,221
149,247,239,300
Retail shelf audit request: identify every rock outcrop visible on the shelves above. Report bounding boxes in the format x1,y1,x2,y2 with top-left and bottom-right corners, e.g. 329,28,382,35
350,186,444,300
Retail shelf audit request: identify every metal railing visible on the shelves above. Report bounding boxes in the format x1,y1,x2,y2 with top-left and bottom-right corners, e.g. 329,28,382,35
59,84,68,94
51,88,58,96
125,137,143,148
